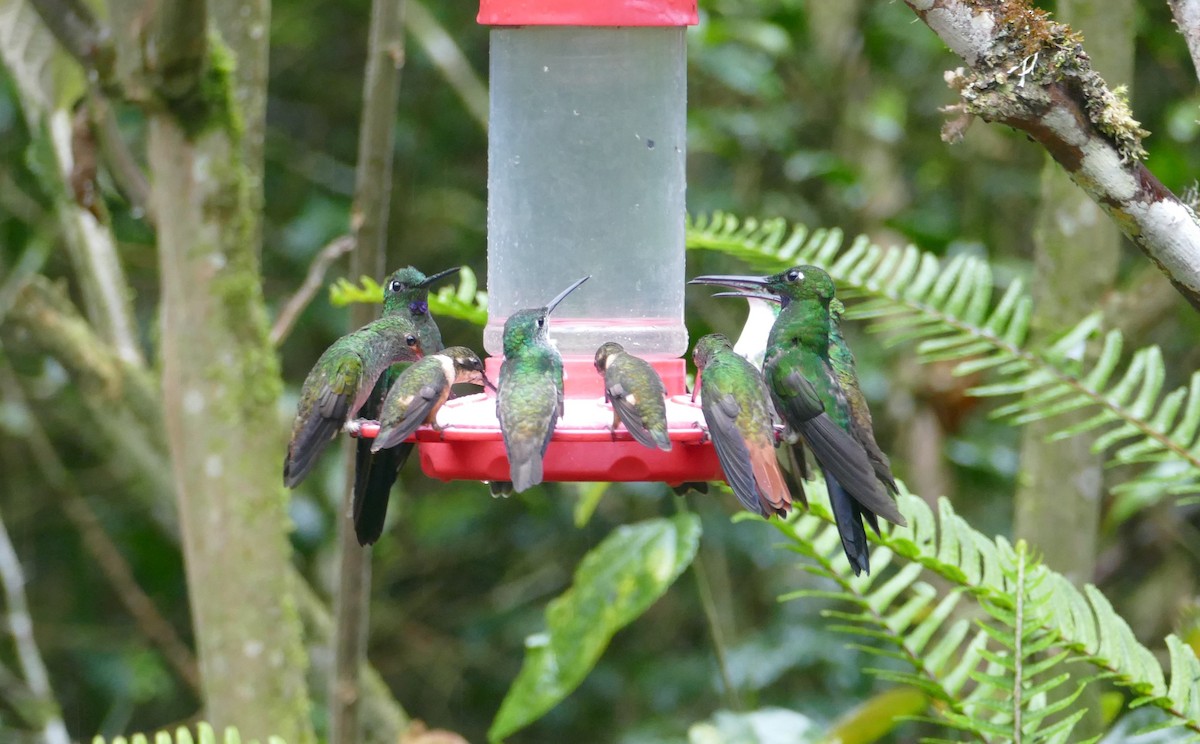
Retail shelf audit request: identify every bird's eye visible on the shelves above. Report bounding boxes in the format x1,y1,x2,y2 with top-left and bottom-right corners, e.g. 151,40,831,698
537,316,546,328
406,335,418,346
390,280,402,292
786,269,801,282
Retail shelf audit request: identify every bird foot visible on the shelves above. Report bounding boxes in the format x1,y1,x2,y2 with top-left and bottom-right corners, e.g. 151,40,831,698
344,418,378,437
690,421,710,444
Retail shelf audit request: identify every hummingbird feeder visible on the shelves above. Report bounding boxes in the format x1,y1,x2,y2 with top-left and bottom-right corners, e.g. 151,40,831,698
410,0,721,485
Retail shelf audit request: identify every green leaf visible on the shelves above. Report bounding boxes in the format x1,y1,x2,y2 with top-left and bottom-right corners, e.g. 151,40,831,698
488,514,702,742
823,687,927,743
329,275,384,306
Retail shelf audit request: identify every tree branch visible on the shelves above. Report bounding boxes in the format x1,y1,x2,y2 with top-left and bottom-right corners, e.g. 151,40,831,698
905,0,1200,312
26,0,115,87
406,0,488,131
1169,0,1200,80
0,508,70,744
270,234,356,347
146,0,208,103
333,0,408,739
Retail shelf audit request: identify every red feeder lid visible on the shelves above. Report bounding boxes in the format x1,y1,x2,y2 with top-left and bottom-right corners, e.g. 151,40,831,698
355,356,723,486
478,0,698,27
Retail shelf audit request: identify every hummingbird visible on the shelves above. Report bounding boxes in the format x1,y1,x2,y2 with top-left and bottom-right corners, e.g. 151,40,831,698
371,347,493,452
594,341,671,451
283,310,424,489
692,333,792,519
690,266,905,575
353,265,461,544
493,275,591,495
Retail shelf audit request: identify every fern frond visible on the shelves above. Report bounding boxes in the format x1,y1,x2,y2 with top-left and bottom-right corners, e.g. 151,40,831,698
687,213,1200,517
767,480,1200,738
429,265,489,326
91,722,287,744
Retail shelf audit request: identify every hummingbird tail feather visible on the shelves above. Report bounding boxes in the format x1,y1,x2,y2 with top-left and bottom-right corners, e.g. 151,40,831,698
749,446,792,518
652,428,672,451
826,473,870,576
509,457,543,493
352,442,413,546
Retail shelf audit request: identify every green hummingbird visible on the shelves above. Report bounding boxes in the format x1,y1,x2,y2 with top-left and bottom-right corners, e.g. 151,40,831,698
594,341,671,451
692,333,792,519
690,266,905,575
828,298,897,493
492,275,591,495
353,265,461,544
283,309,424,489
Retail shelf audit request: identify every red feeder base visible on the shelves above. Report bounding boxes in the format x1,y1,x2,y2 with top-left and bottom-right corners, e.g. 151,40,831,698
362,355,723,485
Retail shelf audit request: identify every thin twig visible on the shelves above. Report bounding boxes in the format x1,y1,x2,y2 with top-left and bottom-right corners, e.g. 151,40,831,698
270,235,356,347
88,90,154,223
1169,0,1200,80
672,499,741,709
0,361,202,696
0,509,70,744
62,496,203,694
25,0,115,86
406,0,488,131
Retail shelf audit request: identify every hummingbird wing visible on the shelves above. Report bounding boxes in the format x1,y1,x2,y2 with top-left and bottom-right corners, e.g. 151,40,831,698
373,379,444,452
701,390,790,518
702,391,767,518
607,380,670,451
765,357,906,527
284,352,364,488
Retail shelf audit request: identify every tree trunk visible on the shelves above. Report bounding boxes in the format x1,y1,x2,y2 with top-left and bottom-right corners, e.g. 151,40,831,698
1015,0,1132,734
145,2,314,733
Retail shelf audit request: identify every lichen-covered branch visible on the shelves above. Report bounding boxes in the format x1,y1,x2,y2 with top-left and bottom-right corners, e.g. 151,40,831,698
0,507,70,744
1169,0,1200,80
905,0,1200,312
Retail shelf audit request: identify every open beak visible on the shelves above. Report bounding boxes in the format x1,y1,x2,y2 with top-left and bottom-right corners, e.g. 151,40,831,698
711,290,781,303
688,273,771,292
546,275,591,314
418,265,462,288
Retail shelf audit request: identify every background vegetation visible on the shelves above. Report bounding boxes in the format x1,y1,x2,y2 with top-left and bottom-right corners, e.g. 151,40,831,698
1,0,1199,742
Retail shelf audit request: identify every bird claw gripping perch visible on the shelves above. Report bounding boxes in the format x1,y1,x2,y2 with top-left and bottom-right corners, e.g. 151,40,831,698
344,419,381,438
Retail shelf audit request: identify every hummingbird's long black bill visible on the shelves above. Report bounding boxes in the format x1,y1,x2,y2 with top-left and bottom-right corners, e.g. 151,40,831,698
545,275,591,314
688,274,771,291
711,290,781,303
481,373,498,393
418,265,462,288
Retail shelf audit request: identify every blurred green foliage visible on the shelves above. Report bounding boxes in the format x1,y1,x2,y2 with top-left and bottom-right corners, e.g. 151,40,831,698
3,0,1200,742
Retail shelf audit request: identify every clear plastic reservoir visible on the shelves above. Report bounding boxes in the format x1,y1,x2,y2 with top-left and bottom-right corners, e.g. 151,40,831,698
484,26,689,358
